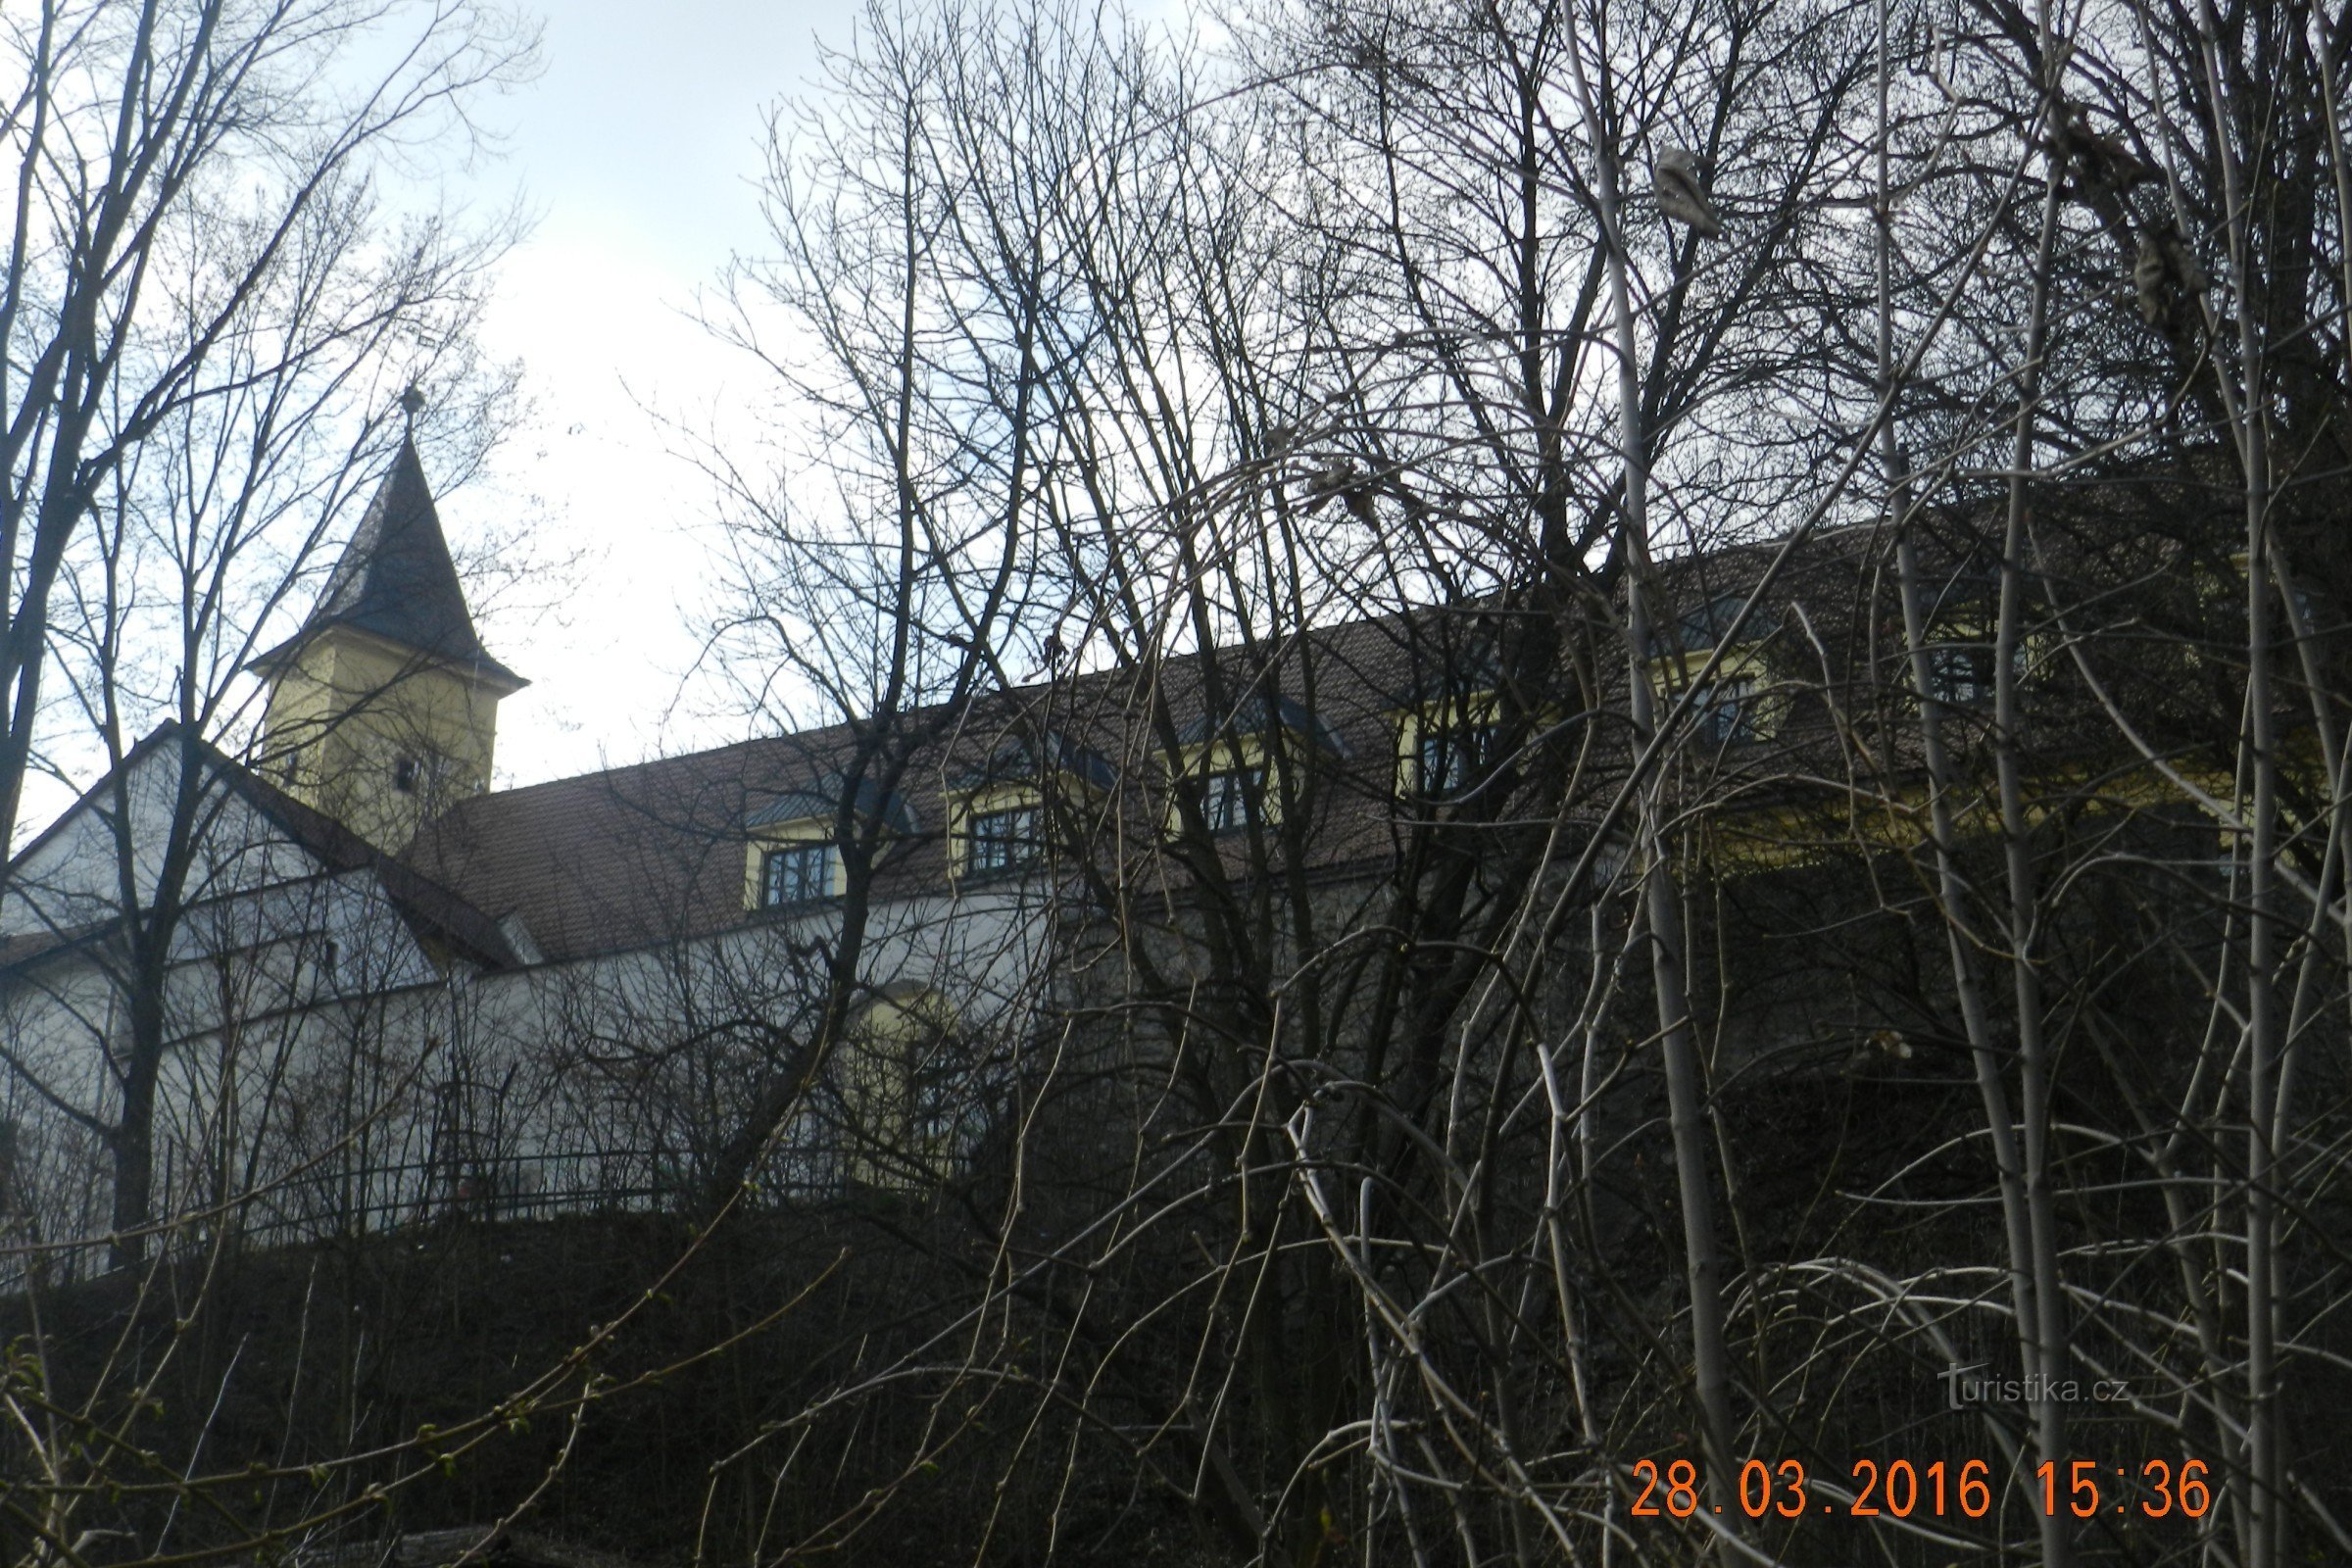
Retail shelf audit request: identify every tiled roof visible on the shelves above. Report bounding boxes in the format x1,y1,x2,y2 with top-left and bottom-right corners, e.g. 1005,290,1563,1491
407,501,2228,965
405,610,1577,962
408,731,868,961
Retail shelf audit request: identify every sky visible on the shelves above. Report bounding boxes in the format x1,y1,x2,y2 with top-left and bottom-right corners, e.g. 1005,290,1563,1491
444,0,864,787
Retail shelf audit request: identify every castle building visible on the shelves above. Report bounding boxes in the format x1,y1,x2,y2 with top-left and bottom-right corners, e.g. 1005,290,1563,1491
0,438,2248,1275
0,444,1045,1265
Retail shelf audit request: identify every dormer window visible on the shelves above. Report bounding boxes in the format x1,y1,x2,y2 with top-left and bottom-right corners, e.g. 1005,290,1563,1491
1692,677,1761,746
965,804,1043,875
743,771,911,910
1168,695,1341,838
948,733,1111,882
1392,670,1521,806
1675,593,1746,653
1415,718,1498,798
1914,624,2031,709
760,842,835,908
1643,587,1783,748
1200,765,1266,832
1926,644,1996,708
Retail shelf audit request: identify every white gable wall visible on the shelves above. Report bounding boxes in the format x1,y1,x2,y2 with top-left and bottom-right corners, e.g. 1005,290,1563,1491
2,744,344,942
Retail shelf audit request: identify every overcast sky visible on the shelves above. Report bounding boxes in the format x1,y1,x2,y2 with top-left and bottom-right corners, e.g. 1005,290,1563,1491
450,0,862,787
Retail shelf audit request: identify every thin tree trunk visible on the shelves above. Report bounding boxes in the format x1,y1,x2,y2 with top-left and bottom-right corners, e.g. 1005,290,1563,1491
1878,11,2070,1561
1990,83,2074,1567
1558,29,1741,1548
2189,2,2283,1554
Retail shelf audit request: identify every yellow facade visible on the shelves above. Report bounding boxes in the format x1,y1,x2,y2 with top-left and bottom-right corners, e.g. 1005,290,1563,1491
841,988,960,1190
258,624,515,852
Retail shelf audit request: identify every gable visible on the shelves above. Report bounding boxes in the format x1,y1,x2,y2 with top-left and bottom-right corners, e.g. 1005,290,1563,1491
1,726,522,974
0,736,343,946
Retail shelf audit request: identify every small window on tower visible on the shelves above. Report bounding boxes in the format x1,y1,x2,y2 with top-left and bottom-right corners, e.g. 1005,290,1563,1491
393,755,420,794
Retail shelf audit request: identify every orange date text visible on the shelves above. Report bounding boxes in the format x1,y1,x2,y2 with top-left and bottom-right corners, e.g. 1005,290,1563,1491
1628,1456,2213,1520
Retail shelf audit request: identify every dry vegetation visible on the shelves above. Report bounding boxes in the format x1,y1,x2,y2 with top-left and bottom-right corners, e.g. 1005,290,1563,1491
7,0,2352,1563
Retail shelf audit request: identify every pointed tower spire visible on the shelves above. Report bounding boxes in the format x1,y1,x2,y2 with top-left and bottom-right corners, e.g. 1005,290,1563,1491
253,437,526,851
281,436,523,686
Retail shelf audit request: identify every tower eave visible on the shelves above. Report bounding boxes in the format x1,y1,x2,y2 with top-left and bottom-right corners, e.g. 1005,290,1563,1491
248,620,529,696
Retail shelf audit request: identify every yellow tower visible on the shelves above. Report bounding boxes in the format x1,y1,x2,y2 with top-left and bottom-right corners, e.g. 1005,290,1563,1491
252,437,526,852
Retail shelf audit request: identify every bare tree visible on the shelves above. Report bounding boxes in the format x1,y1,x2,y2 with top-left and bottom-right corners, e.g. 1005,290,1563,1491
687,0,2352,1563
5,0,2346,1561
0,0,532,864
692,0,1894,1560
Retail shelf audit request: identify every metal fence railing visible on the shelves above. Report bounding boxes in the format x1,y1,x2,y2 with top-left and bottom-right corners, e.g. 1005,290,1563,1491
1,1145,865,1289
